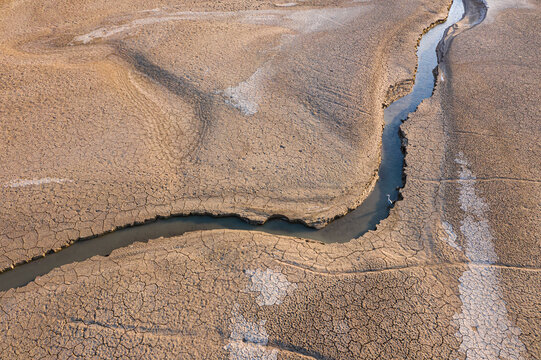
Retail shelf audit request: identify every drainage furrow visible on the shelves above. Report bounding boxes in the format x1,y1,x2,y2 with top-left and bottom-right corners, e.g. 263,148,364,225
0,0,486,292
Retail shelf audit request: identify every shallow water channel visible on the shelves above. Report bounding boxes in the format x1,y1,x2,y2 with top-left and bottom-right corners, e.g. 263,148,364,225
0,0,467,291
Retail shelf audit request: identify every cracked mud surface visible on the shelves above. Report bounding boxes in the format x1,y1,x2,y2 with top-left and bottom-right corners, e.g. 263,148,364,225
1,0,540,359
438,1,541,357
1,230,469,359
0,0,452,271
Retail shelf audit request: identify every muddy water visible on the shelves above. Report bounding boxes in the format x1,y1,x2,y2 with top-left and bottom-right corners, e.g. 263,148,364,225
0,0,469,291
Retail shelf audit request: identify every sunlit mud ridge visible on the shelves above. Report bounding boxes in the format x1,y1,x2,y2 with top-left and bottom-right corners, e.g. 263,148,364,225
0,0,483,291
70,7,367,45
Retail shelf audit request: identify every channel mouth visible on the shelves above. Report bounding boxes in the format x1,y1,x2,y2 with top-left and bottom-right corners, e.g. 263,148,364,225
0,0,470,292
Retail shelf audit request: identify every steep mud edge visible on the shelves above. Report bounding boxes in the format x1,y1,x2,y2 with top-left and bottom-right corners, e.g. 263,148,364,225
382,2,453,108
0,0,452,272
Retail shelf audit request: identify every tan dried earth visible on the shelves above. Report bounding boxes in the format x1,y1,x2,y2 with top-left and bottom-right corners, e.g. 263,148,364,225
0,0,540,359
0,0,450,269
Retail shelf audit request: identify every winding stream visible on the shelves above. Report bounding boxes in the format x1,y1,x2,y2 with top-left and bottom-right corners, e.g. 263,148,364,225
0,0,477,291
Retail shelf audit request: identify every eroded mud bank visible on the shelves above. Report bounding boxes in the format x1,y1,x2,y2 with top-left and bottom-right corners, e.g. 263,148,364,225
0,0,470,290
0,0,452,272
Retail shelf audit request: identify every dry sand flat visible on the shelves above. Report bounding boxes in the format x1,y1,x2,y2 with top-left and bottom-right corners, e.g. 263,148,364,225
0,0,452,270
1,0,540,359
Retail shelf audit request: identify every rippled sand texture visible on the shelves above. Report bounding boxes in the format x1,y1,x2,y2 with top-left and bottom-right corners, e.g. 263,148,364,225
0,0,451,270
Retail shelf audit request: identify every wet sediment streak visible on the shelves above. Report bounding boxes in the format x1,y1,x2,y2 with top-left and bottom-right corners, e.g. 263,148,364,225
0,0,487,292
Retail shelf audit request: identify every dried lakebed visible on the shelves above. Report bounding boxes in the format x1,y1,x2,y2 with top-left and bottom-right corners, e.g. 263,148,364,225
0,0,485,292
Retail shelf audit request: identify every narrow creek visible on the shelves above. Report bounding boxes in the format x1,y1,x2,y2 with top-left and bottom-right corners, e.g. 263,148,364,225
0,0,472,291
